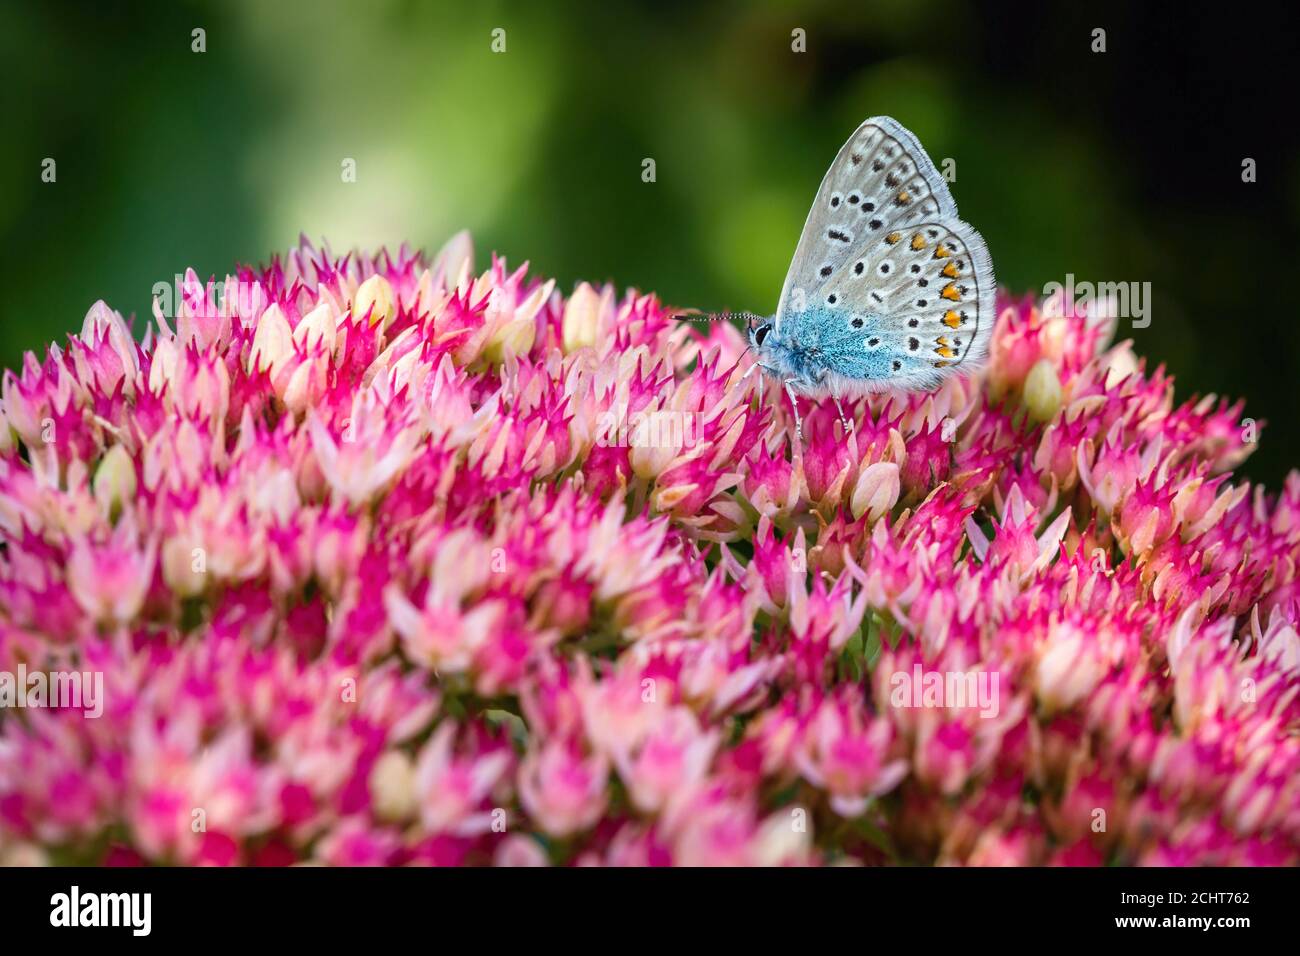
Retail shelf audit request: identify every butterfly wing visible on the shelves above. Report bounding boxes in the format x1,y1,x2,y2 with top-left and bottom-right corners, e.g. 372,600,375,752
774,116,994,389
779,218,995,395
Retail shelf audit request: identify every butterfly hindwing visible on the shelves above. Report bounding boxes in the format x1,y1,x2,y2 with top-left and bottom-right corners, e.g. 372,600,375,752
849,218,994,365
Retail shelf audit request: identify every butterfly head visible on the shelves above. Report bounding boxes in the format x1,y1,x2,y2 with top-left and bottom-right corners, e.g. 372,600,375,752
744,314,799,382
745,314,776,356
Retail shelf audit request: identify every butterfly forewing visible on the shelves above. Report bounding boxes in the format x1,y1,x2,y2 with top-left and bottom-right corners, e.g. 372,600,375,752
776,117,958,327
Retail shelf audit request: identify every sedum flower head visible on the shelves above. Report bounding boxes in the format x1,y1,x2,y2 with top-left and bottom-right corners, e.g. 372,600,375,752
0,234,1296,866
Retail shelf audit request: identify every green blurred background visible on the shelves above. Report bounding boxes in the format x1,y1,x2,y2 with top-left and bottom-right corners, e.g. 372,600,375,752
3,0,1298,483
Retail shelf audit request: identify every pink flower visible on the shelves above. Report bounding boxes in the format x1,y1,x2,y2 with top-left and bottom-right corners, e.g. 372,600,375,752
518,739,608,838
412,723,513,836
66,518,157,624
611,707,719,813
794,690,908,817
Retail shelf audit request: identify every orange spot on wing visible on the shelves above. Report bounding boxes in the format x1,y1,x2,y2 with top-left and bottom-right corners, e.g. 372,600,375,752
911,233,925,251
886,232,902,245
934,245,951,258
943,310,961,328
942,261,960,278
941,284,961,301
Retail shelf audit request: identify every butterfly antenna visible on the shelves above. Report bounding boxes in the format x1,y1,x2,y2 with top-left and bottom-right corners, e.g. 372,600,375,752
671,309,725,323
671,310,765,326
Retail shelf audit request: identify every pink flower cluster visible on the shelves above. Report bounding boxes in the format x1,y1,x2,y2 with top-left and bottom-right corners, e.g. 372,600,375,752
0,236,1296,866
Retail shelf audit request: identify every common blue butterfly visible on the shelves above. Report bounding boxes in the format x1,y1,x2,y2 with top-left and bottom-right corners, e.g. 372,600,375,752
742,116,995,437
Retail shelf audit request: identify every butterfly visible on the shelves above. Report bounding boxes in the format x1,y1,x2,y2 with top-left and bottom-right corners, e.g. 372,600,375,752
734,116,995,438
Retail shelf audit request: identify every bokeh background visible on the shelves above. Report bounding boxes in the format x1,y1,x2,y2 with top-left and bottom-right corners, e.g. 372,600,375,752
3,0,1298,483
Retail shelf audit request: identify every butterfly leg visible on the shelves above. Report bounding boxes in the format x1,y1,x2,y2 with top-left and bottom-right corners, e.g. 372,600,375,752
832,395,854,434
783,380,804,443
